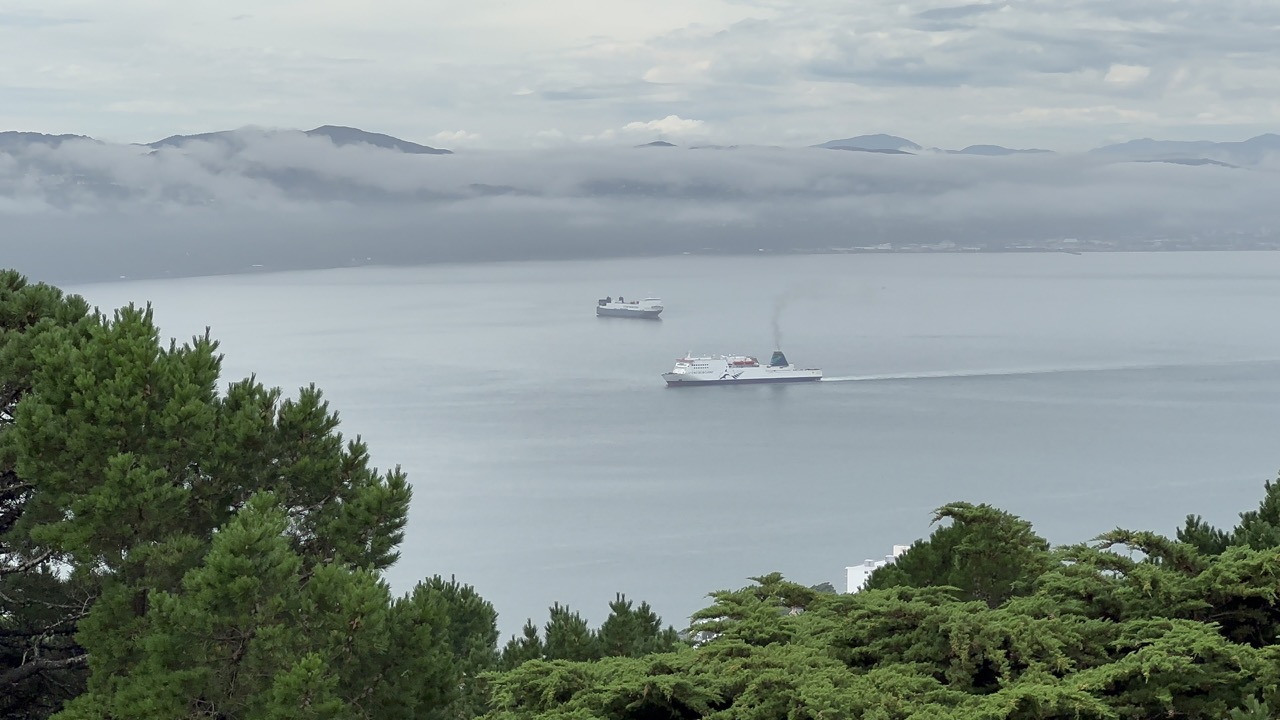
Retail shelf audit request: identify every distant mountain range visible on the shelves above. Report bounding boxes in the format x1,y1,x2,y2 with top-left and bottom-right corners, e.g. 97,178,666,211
1084,134,1280,167
3,125,1278,166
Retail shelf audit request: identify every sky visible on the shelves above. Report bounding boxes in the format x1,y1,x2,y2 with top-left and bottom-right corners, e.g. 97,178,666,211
3,0,1279,151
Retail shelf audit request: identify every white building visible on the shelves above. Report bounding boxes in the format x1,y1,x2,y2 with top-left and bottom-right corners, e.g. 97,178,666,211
845,545,911,593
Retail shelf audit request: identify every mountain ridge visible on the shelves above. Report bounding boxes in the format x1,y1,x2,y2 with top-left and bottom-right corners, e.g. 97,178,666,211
0,131,100,150
141,125,452,154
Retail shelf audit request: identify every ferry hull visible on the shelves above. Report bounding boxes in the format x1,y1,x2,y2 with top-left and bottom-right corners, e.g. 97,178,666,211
597,306,663,319
663,373,822,386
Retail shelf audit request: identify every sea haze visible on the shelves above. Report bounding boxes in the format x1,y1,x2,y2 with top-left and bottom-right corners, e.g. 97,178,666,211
69,251,1280,637
6,132,1280,285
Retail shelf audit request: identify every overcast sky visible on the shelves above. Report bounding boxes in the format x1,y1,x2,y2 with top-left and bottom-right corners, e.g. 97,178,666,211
3,0,1278,151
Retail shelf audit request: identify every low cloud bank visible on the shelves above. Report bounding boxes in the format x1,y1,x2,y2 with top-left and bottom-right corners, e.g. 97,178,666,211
4,130,1279,284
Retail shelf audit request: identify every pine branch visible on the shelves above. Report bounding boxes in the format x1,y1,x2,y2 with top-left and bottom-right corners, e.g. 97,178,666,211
0,625,79,638
0,653,88,687
0,548,54,576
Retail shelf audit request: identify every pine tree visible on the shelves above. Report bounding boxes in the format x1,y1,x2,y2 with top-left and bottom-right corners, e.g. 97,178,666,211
0,275,497,718
542,603,597,662
498,593,680,673
9,304,230,687
0,270,93,718
1177,513,1233,554
411,575,500,718
596,593,679,658
500,620,546,670
1231,477,1280,550
57,493,313,718
1177,476,1280,554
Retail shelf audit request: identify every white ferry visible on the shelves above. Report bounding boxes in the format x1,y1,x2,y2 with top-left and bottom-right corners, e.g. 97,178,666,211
662,351,822,386
596,296,663,319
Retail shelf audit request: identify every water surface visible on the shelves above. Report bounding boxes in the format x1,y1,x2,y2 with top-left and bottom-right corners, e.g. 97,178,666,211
70,251,1280,636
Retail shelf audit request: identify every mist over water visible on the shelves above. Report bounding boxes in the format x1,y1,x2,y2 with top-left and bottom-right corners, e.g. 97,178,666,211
7,134,1280,285
69,251,1280,637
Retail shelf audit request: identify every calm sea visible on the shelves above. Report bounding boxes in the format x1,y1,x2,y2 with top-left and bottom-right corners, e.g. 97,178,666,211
69,251,1280,637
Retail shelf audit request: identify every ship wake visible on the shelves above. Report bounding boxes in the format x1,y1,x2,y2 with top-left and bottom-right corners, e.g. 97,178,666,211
819,358,1280,383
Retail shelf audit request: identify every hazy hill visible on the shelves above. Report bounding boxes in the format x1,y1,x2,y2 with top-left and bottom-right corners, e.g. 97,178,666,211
1132,157,1239,168
303,125,451,154
815,138,1054,156
143,125,451,154
1090,133,1280,166
0,131,98,150
145,129,245,150
825,146,915,155
953,145,1053,156
815,134,922,152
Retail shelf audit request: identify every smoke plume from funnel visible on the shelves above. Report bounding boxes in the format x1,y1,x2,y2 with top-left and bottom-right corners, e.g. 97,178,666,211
772,296,787,350
770,279,864,350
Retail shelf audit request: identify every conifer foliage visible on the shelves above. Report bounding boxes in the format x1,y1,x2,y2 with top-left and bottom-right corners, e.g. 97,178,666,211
1,270,94,718
484,486,1280,719
0,270,498,719
499,595,683,670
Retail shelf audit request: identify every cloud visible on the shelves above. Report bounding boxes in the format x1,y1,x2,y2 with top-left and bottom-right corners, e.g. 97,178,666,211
430,130,482,146
1104,64,1152,85
642,57,713,84
915,3,1009,23
579,129,618,143
620,115,708,137
3,1,1279,151
4,130,1280,286
528,129,572,148
614,0,1280,148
